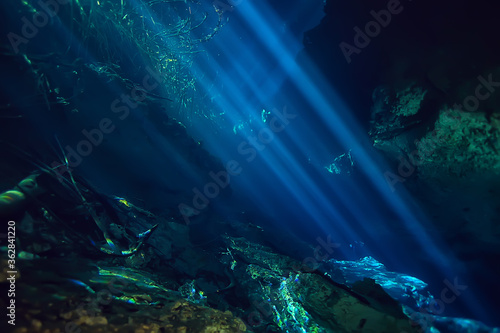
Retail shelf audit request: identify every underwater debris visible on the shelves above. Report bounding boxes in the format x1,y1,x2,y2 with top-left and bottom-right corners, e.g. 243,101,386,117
179,279,208,305
0,140,160,257
325,150,354,175
113,195,156,218
1,257,247,333
99,223,159,256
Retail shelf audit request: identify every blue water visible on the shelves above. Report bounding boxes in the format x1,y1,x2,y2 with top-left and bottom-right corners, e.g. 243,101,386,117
1,0,498,329
169,1,496,326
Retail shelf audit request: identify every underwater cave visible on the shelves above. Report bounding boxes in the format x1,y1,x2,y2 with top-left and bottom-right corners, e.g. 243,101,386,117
0,0,499,332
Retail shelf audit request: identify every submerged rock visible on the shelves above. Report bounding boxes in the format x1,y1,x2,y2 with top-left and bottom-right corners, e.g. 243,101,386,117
222,235,422,333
